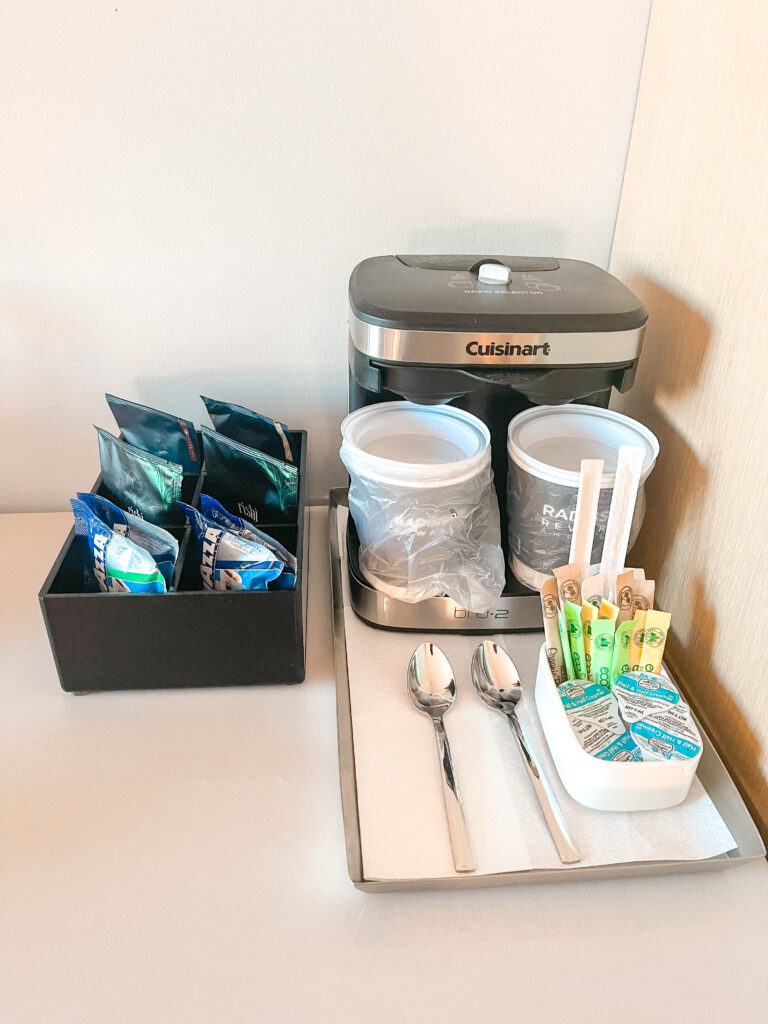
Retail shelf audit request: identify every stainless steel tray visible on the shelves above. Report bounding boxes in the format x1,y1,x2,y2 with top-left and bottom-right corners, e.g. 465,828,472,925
329,487,765,892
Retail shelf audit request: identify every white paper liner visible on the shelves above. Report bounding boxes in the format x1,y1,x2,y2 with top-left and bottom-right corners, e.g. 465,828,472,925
338,508,736,882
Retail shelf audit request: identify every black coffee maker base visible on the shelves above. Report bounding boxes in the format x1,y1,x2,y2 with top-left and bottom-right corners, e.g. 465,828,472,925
334,489,542,634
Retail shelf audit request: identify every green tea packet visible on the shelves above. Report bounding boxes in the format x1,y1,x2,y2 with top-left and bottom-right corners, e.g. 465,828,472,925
201,426,298,525
96,427,184,526
563,600,588,680
106,394,201,475
201,395,299,464
589,617,616,688
610,618,636,685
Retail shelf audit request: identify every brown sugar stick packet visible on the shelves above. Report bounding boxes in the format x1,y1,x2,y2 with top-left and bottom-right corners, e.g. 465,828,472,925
616,568,643,624
581,573,607,609
540,577,568,684
553,562,582,607
632,578,655,615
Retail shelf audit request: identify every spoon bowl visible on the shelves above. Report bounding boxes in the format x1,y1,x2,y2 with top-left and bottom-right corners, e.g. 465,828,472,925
471,641,522,711
408,643,456,718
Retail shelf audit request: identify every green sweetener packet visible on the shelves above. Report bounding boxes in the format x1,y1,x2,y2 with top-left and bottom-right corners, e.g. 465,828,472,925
611,619,635,685
589,617,615,689
564,601,588,680
557,608,575,681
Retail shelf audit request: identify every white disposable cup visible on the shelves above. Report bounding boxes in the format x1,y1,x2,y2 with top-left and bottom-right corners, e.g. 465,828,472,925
341,402,490,488
507,405,659,590
340,402,502,605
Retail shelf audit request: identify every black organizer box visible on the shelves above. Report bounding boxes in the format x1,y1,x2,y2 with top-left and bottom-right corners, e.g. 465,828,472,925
39,431,308,691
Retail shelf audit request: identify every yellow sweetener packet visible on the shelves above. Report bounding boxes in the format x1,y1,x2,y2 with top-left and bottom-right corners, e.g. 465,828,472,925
630,609,671,674
598,598,619,621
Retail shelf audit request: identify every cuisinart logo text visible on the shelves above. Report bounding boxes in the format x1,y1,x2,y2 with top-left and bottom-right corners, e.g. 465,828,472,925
465,340,551,357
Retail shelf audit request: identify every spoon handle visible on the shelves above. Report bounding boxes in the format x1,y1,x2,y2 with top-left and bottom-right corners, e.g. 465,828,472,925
432,718,476,873
507,714,581,865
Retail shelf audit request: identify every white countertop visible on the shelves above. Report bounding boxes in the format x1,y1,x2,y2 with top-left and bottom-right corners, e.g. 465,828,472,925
2,508,768,1023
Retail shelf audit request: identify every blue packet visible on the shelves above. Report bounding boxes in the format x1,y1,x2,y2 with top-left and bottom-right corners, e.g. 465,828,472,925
199,494,297,590
106,394,201,474
76,492,179,586
200,426,298,525
201,395,298,463
179,502,285,592
71,499,166,593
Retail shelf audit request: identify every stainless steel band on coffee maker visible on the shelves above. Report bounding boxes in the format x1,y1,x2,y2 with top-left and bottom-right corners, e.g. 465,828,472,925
349,314,645,367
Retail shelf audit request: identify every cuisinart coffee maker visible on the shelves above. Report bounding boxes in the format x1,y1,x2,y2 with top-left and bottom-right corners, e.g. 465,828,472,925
346,254,647,632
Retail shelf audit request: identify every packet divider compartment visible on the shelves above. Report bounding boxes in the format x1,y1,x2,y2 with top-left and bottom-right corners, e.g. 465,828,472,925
39,430,308,690
534,644,702,812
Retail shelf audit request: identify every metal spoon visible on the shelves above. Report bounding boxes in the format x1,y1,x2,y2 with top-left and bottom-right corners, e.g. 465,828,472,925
407,643,476,873
471,641,581,864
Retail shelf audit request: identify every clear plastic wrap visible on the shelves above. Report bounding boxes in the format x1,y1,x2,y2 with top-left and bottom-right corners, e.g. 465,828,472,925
341,446,506,612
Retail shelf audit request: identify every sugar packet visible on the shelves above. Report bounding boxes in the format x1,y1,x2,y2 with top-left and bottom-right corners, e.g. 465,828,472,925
629,610,671,674
540,576,568,684
553,563,582,606
563,600,588,680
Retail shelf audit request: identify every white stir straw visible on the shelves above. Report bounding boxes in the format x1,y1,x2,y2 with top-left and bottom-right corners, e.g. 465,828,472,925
599,445,645,601
568,458,604,579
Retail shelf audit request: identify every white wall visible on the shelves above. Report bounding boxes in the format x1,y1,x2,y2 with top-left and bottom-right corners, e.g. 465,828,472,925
1,1,650,509
610,0,768,834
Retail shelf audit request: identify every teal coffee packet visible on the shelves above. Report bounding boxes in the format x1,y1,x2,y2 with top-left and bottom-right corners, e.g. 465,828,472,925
200,426,298,525
96,427,184,526
106,394,201,474
201,395,299,464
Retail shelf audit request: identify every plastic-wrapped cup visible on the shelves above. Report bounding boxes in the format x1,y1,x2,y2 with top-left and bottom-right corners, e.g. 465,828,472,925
507,405,659,591
340,402,506,611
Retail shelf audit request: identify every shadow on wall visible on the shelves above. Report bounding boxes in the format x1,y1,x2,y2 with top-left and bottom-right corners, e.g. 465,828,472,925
620,277,712,589
616,276,768,839
677,576,768,836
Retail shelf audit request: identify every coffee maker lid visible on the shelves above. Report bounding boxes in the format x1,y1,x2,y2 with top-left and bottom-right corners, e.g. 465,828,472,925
349,255,647,334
